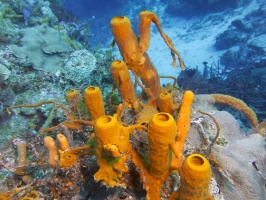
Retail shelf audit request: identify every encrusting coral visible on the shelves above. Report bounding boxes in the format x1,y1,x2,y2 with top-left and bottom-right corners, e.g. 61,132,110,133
4,10,265,200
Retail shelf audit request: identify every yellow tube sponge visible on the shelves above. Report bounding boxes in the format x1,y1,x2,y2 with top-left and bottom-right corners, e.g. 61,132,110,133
110,60,140,110
138,11,184,70
148,112,177,177
44,134,92,168
84,86,105,120
110,16,138,62
158,92,179,116
44,136,59,168
110,11,184,100
110,14,161,99
15,141,27,166
56,133,70,151
65,89,82,112
58,146,92,168
132,112,177,200
210,94,258,128
173,90,194,169
177,154,214,200
94,114,146,187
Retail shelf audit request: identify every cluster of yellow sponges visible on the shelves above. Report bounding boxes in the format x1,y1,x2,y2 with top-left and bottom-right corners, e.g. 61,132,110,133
9,10,264,200
40,10,214,199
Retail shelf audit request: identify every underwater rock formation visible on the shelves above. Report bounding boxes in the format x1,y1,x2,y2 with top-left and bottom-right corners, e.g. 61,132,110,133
0,63,10,81
189,98,266,200
8,25,73,73
63,50,97,85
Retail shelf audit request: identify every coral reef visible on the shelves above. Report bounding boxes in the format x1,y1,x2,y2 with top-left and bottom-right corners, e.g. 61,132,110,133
0,9,265,200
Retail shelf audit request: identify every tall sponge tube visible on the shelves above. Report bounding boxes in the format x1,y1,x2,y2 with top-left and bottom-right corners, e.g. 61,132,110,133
110,16,138,62
148,112,177,177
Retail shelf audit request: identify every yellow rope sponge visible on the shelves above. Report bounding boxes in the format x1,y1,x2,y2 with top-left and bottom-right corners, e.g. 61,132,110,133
43,136,59,169
135,103,159,125
138,11,184,70
158,92,179,116
177,154,214,200
110,60,140,110
94,114,146,187
210,94,258,128
84,86,105,120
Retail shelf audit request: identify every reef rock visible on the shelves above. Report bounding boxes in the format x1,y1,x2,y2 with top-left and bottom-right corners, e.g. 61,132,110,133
188,106,266,200
63,50,97,85
0,63,11,81
8,25,73,73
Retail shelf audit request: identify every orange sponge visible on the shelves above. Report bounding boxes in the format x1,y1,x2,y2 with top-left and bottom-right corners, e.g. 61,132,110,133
148,112,177,177
43,136,59,169
84,86,105,120
158,92,179,116
178,154,213,200
94,114,146,186
110,60,140,110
